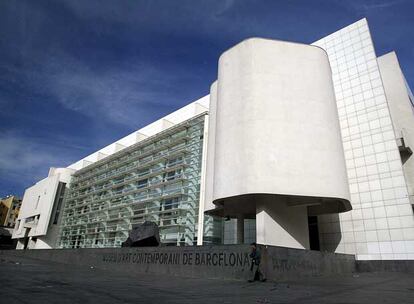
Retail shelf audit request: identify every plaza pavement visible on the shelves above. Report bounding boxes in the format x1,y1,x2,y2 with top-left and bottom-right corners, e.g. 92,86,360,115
1,254,413,304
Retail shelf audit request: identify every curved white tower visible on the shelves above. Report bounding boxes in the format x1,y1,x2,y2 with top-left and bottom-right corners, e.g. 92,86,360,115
205,38,351,249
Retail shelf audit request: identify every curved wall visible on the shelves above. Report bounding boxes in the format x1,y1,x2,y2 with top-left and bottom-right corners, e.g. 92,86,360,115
210,38,350,215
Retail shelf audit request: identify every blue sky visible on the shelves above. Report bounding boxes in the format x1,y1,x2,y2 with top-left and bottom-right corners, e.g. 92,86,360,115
0,0,413,197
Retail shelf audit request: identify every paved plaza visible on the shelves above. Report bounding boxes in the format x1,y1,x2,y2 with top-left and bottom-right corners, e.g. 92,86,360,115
1,255,413,304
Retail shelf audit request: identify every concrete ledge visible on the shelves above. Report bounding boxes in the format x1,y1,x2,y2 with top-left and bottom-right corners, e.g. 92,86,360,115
0,245,355,281
356,260,414,273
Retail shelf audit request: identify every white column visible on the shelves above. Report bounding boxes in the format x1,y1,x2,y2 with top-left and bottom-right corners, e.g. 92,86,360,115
197,115,209,245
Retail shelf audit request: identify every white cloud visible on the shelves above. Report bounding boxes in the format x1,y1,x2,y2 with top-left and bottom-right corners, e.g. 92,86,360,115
335,0,408,13
0,132,83,192
21,49,197,128
362,0,406,10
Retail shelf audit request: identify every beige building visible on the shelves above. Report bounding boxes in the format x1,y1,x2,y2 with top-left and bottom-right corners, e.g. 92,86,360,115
0,195,22,228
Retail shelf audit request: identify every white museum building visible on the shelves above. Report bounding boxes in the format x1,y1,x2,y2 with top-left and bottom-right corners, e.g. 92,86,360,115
12,19,414,260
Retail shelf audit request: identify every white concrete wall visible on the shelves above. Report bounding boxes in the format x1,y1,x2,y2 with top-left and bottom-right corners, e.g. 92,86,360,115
378,52,414,204
204,82,218,213
211,38,350,206
13,174,60,239
12,167,74,249
314,19,414,260
256,199,310,249
204,38,350,249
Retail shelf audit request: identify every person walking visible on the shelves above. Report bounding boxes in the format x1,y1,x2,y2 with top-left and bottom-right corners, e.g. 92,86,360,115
248,242,266,282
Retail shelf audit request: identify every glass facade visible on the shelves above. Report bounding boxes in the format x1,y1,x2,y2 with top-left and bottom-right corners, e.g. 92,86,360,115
223,219,256,244
58,113,221,248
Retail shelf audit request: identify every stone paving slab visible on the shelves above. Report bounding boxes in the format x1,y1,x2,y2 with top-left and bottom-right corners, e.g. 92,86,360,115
1,255,414,304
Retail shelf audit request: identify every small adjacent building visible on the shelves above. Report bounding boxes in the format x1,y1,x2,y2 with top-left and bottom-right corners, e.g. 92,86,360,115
0,195,21,249
0,195,22,228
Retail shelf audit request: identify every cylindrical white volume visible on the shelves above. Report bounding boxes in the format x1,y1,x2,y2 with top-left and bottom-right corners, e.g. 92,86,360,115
209,38,350,214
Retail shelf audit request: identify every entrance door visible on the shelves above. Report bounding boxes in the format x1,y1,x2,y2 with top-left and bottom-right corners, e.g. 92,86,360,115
308,216,320,251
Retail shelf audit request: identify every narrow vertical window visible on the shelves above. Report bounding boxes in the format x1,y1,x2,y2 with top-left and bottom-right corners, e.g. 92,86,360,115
35,196,41,209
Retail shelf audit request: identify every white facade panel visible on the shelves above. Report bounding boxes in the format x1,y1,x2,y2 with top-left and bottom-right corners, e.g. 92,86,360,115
13,174,60,238
12,168,74,249
204,82,217,213
377,52,414,204
313,19,414,260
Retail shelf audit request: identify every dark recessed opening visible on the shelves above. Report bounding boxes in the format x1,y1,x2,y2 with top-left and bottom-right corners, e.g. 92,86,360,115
308,216,320,251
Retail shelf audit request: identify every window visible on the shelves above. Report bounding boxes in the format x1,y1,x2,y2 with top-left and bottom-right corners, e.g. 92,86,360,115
137,168,150,176
52,182,66,225
163,197,179,210
165,171,175,181
167,157,183,167
137,179,148,189
25,216,36,223
140,155,152,164
35,196,41,209
164,169,182,181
